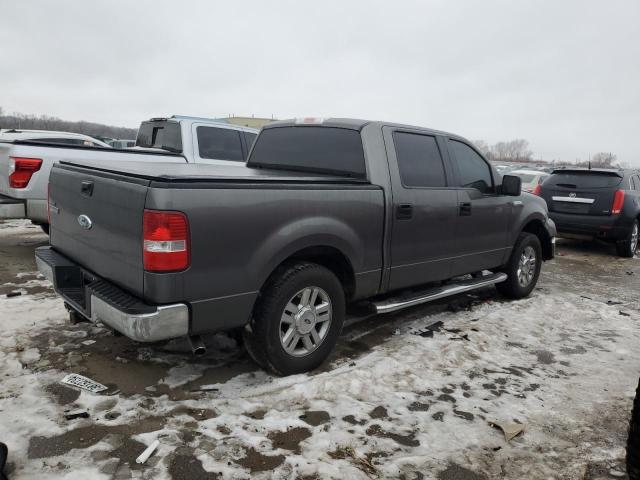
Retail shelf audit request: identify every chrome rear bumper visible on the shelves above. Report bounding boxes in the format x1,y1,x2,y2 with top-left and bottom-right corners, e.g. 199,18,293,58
36,246,189,342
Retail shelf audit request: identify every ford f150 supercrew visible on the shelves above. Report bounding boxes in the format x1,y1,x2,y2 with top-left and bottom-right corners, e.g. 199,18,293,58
36,118,556,375
0,116,258,231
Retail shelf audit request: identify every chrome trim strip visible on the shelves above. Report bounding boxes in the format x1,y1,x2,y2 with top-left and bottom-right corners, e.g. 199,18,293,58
373,272,508,314
552,196,595,204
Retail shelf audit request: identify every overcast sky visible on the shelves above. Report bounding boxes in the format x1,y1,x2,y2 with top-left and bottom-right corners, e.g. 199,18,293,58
1,0,639,164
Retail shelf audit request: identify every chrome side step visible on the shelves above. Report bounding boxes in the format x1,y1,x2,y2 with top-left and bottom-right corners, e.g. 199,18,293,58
371,272,508,314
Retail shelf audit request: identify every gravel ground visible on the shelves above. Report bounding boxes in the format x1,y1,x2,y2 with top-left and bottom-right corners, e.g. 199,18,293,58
1,219,639,479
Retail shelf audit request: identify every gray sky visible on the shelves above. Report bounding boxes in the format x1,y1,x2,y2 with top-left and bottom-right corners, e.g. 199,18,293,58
1,0,639,164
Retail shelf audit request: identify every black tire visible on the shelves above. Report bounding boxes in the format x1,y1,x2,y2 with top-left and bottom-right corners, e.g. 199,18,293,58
243,262,345,376
616,220,638,258
496,232,542,299
628,378,640,479
0,442,7,480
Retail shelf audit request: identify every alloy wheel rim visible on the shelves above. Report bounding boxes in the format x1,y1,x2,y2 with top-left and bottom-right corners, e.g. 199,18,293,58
631,223,639,253
279,286,332,357
516,246,537,287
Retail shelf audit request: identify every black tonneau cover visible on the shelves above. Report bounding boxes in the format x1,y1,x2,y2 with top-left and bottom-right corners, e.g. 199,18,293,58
57,160,372,184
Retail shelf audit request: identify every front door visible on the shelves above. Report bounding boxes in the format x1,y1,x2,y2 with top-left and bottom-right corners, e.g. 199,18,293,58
385,128,459,291
446,139,510,276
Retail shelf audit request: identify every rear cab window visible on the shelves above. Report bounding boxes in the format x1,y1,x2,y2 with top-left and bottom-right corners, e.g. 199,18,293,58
136,120,183,153
248,126,366,178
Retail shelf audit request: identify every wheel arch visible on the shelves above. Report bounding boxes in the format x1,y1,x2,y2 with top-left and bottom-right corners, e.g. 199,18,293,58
520,217,553,260
260,244,356,301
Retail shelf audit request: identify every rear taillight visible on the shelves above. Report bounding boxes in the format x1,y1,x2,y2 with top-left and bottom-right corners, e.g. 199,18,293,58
9,157,43,188
532,185,542,196
143,210,190,272
612,189,625,215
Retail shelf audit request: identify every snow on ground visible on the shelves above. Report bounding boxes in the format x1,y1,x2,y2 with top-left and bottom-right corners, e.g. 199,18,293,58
1,220,640,479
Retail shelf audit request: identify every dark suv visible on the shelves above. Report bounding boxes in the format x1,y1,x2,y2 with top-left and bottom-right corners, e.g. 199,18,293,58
538,168,640,257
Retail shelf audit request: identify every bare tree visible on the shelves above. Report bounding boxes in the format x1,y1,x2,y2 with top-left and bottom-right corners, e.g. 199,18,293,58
570,152,618,169
0,110,137,139
473,140,492,159
473,138,535,163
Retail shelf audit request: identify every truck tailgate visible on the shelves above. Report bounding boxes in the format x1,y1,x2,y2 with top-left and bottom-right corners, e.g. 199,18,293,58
49,164,150,297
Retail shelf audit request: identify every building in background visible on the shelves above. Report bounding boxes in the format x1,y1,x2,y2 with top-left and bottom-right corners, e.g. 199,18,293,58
215,116,276,129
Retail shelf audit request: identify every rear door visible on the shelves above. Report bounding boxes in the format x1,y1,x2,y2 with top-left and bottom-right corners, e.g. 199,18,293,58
49,165,150,297
447,139,511,275
384,127,458,290
540,171,623,216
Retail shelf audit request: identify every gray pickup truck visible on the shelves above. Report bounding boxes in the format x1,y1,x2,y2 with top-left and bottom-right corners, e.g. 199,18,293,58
36,118,556,375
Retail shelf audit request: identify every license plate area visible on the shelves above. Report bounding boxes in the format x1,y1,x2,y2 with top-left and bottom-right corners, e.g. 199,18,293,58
552,202,591,214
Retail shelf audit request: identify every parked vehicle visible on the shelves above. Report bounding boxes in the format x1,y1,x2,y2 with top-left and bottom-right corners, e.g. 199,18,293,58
109,139,136,149
628,378,640,479
537,168,640,257
510,169,549,193
37,118,556,375
0,117,258,231
0,129,110,148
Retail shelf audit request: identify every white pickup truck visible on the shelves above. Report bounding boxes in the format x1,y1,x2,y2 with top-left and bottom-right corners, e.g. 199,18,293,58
0,116,259,231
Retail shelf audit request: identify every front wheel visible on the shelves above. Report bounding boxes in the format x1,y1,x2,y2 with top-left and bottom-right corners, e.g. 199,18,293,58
617,220,638,258
497,232,542,299
243,262,345,376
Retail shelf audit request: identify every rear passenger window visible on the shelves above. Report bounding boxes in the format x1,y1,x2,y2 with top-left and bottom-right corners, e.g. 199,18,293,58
197,127,244,161
450,140,493,194
393,132,446,187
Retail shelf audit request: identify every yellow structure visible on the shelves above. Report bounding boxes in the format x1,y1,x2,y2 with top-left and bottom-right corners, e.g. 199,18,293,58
217,116,276,129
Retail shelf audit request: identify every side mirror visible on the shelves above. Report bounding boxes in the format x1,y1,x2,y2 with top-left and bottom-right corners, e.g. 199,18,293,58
501,175,522,196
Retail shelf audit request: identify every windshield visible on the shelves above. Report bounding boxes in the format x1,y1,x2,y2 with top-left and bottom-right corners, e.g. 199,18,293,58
515,173,535,183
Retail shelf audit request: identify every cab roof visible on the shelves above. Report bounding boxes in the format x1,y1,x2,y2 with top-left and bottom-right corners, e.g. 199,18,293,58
263,117,468,141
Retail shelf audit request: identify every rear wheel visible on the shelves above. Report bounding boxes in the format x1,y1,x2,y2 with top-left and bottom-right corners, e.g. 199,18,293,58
243,262,345,376
497,232,542,299
617,220,638,258
627,378,640,479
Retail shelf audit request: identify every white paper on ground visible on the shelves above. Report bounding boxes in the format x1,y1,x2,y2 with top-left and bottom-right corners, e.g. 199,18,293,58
136,439,160,464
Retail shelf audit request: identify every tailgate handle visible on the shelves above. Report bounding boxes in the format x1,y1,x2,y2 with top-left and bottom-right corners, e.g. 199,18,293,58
459,202,472,216
81,181,94,197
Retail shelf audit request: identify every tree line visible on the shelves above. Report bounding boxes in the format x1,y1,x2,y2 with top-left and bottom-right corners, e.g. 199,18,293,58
0,107,137,140
473,137,618,168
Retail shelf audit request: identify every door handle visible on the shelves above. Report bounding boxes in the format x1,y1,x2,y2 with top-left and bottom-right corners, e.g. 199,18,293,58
459,202,472,216
396,203,413,220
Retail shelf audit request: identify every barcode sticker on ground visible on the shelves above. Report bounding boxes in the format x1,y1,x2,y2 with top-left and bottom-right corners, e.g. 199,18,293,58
61,373,108,393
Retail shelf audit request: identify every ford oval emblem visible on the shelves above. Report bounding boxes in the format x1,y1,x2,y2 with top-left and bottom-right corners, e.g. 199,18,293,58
78,214,93,230
569,192,577,198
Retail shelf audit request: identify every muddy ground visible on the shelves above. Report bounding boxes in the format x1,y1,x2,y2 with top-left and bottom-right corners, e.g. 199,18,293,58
1,220,639,479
